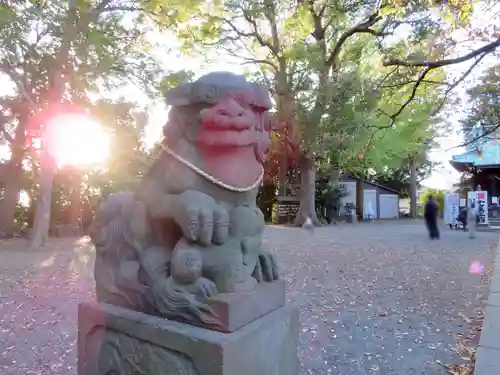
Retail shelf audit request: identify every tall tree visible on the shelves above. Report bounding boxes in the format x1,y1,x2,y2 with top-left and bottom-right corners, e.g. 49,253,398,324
175,0,485,225
338,60,442,217
29,0,79,249
0,0,196,243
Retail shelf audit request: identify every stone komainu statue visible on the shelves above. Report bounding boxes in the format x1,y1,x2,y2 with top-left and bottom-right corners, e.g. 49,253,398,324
89,72,279,330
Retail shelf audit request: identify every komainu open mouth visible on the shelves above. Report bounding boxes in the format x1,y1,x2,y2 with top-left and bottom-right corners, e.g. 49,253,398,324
201,117,252,132
197,128,256,147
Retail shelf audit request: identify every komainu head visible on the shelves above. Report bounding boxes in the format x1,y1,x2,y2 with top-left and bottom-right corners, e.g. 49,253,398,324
162,72,272,163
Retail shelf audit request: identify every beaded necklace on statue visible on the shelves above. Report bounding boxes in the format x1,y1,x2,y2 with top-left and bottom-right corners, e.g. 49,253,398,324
161,144,264,193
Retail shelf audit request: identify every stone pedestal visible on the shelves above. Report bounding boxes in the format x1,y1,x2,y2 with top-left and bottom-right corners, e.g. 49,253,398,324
78,301,299,375
193,279,287,332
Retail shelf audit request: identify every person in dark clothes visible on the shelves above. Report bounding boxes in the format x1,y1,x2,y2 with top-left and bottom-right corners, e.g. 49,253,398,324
424,195,440,239
457,207,467,231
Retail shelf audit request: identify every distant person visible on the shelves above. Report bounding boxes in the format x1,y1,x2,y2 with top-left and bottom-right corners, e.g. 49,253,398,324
457,207,467,231
424,195,440,239
468,202,477,239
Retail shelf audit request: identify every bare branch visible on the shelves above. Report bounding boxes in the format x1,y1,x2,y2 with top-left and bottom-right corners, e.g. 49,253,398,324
0,113,14,144
307,0,326,41
447,122,500,151
219,44,278,70
231,11,278,55
259,71,274,94
241,58,278,70
100,6,145,13
376,66,399,87
384,38,500,68
366,51,491,156
34,26,52,46
431,52,488,118
0,129,14,144
0,59,36,108
381,79,451,88
372,67,433,133
326,13,384,69
203,35,243,46
378,50,489,130
261,0,284,56
97,5,168,21
317,3,328,19
91,0,115,20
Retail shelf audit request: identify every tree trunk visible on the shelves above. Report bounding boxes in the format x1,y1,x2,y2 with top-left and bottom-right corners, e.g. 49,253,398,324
409,157,418,218
29,151,56,249
29,0,77,249
329,166,342,221
0,163,23,237
0,110,28,236
69,170,83,229
278,149,288,196
294,151,320,226
356,172,365,222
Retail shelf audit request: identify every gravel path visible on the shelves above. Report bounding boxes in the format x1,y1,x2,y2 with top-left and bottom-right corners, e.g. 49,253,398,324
0,222,497,375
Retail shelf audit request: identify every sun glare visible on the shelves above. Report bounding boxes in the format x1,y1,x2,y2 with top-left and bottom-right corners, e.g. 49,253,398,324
45,114,110,167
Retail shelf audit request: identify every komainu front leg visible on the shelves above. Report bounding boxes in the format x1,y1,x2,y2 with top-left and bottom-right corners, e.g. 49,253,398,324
252,251,279,282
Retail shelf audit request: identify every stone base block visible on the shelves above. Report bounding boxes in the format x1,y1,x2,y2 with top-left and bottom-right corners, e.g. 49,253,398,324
78,301,299,375
203,279,286,332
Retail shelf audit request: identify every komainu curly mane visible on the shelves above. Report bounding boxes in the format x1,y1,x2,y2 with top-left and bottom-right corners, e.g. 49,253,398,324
90,191,222,328
90,191,149,311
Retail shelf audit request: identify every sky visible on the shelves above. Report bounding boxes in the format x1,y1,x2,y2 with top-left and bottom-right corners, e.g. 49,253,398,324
1,2,498,191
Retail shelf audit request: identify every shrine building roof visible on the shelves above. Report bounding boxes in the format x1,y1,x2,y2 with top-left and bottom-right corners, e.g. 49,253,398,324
450,141,500,171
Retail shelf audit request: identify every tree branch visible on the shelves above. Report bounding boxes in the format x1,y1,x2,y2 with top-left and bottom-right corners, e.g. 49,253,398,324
373,67,432,132
259,71,274,95
203,35,244,46
0,113,14,144
376,66,399,87
431,52,488,119
381,79,451,88
91,0,115,20
447,122,500,151
233,11,278,55
317,3,328,19
307,0,326,41
219,44,278,70
326,13,384,69
0,59,36,108
367,51,491,157
384,38,500,68
377,49,489,131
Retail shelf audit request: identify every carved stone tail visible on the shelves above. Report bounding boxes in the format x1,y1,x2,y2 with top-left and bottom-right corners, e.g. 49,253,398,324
155,285,223,329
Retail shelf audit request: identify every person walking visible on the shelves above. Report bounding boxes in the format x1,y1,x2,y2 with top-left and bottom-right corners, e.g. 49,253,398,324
468,202,477,239
458,206,468,231
424,195,440,239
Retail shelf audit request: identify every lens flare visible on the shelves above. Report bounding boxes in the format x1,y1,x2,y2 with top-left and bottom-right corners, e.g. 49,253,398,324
469,261,484,274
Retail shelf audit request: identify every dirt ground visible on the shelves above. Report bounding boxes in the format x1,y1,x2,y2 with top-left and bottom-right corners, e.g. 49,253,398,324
0,222,497,375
